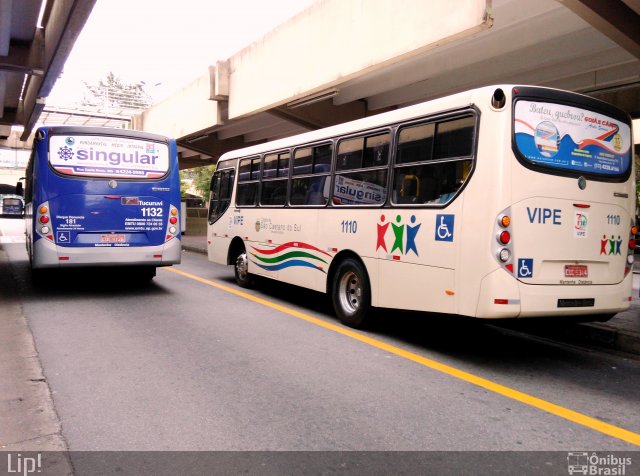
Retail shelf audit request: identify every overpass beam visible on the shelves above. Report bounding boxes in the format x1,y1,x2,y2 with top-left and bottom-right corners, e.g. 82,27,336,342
272,99,367,130
558,0,640,59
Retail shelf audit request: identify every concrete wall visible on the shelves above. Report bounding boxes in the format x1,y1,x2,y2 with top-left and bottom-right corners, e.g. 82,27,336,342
133,72,220,138
135,0,489,140
0,168,24,189
184,216,207,236
227,0,489,118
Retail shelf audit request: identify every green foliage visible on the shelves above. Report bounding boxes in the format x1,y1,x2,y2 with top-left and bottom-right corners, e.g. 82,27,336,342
179,174,190,199
181,165,216,201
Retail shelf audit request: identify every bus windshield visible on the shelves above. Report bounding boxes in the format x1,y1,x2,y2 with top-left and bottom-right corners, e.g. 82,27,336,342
49,134,170,179
513,99,631,178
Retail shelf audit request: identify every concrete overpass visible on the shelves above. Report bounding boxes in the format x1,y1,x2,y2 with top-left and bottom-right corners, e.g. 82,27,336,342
0,0,96,141
1,0,639,172
0,0,95,185
132,0,640,170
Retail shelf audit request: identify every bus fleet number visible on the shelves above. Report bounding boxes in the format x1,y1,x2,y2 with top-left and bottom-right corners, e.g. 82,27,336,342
142,207,163,217
607,214,621,225
341,220,358,234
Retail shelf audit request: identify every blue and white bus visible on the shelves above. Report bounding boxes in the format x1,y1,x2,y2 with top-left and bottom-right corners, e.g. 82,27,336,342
19,126,181,279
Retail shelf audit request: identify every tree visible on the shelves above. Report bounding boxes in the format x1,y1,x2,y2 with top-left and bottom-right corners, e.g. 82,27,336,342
180,165,216,201
81,72,152,111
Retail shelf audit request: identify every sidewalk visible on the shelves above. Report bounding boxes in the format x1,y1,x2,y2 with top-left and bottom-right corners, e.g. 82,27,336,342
181,233,208,254
180,234,640,356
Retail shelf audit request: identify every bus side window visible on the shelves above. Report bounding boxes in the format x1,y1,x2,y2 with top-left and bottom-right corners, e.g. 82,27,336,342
260,151,289,206
209,169,234,224
394,169,437,204
434,116,475,159
397,123,435,164
236,157,259,206
290,176,328,206
393,116,475,206
261,179,287,206
290,144,331,206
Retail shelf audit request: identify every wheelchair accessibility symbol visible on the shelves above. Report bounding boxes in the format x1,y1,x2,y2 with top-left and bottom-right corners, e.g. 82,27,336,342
434,214,454,242
56,231,71,244
518,258,534,278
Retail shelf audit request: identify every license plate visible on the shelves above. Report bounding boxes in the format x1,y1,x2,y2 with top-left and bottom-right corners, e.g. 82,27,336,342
101,234,126,243
558,298,595,308
564,265,588,277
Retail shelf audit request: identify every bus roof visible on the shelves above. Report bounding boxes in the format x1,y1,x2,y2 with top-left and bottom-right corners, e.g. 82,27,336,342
36,126,171,144
216,84,631,164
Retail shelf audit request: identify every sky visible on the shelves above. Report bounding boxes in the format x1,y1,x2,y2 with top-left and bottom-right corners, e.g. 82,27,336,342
48,0,316,106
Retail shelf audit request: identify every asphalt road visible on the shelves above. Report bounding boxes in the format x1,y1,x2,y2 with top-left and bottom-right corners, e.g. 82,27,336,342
1,217,639,471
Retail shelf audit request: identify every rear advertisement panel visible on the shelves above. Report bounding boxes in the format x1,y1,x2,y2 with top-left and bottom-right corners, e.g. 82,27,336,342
514,100,631,176
49,134,169,179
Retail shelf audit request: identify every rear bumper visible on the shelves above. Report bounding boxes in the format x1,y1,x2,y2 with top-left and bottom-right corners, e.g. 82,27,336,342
32,237,181,268
476,267,633,318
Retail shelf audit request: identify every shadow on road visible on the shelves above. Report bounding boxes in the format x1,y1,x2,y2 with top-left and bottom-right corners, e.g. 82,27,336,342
221,276,640,406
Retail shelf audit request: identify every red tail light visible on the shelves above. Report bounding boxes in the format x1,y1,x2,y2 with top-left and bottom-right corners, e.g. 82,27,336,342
499,231,511,245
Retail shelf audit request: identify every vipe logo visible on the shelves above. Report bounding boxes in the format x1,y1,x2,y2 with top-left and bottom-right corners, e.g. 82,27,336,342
567,452,632,475
7,453,42,475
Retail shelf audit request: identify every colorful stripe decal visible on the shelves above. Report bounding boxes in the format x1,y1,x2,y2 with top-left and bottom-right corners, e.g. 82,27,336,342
253,259,326,273
251,241,332,257
251,250,328,265
250,241,331,274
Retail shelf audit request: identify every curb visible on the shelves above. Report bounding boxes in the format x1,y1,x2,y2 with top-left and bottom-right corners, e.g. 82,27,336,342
573,322,640,356
182,244,207,255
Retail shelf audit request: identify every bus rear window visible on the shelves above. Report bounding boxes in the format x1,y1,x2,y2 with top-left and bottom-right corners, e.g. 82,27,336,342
49,135,170,179
513,100,631,178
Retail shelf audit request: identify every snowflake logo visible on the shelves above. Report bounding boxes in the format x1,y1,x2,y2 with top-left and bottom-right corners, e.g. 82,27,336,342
58,146,74,161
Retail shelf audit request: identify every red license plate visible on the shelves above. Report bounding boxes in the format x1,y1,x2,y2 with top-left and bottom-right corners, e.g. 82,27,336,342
564,265,588,277
101,234,126,243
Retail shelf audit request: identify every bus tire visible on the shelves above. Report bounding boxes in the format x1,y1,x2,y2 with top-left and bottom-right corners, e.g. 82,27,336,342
331,258,371,328
233,245,253,288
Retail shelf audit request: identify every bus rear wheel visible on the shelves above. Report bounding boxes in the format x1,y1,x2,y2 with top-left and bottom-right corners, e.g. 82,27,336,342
234,246,253,288
331,258,371,328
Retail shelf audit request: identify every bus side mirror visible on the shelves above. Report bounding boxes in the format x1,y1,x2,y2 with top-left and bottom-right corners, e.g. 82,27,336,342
16,182,23,196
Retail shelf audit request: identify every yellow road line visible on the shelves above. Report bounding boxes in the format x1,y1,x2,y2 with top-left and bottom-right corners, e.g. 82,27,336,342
165,266,640,447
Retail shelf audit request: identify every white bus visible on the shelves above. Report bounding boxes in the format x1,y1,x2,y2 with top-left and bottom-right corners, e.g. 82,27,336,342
207,85,636,327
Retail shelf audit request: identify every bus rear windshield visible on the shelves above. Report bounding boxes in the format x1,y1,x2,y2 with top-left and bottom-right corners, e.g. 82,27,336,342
513,100,631,178
49,134,170,179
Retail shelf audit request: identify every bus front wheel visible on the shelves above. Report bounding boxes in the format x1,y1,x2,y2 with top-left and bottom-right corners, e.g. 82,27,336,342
234,246,253,288
331,258,371,328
